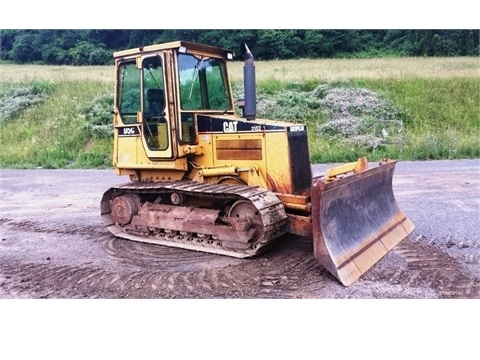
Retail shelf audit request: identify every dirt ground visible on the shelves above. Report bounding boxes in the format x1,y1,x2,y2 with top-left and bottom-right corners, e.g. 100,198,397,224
1,159,479,299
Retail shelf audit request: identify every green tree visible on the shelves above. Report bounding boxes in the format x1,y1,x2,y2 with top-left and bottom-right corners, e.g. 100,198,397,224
41,46,68,65
11,32,43,63
305,30,334,57
255,29,292,59
68,41,110,65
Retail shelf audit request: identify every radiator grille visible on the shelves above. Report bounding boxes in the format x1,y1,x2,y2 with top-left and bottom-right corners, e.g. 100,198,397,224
288,130,312,194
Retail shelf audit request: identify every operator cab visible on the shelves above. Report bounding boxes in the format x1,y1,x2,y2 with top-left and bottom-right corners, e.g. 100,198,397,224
114,41,235,161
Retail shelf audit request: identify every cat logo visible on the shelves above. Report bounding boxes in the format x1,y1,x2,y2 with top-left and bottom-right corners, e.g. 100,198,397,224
223,121,238,133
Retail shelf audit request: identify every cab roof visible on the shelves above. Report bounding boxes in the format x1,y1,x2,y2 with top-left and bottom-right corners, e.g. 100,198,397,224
113,40,235,59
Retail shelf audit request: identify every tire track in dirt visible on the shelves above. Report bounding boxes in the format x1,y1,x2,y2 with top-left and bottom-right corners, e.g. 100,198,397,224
366,236,480,298
2,217,478,298
106,235,334,298
1,229,335,298
105,237,237,271
1,217,104,237
103,233,336,298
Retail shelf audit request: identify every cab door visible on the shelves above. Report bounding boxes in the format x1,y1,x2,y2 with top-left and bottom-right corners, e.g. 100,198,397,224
140,54,173,159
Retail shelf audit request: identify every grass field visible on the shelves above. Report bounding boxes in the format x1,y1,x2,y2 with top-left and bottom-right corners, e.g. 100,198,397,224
1,57,479,168
229,57,480,82
2,57,478,83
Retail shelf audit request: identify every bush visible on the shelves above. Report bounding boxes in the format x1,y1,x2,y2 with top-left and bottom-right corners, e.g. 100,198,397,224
79,93,114,138
0,81,54,122
315,86,405,150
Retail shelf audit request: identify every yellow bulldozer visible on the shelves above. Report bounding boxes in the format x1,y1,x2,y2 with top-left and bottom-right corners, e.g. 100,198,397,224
100,41,414,286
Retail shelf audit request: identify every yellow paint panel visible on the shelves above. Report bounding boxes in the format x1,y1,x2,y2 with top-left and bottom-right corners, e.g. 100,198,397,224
265,132,293,194
115,136,138,167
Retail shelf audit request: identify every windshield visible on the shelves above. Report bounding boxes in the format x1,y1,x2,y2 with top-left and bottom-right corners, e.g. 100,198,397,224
178,53,231,111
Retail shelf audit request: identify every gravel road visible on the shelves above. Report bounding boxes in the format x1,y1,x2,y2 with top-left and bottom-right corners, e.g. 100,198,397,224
1,159,479,299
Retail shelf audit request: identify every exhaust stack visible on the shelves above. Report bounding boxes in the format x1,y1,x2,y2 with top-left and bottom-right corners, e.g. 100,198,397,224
243,43,256,120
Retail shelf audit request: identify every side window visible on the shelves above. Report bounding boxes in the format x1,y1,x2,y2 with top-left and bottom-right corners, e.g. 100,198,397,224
117,61,140,124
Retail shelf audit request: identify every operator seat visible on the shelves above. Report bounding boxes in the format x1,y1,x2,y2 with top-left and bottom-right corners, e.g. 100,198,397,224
146,88,165,116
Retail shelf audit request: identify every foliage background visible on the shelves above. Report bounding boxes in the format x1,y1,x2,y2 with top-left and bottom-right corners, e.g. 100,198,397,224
1,30,479,65
1,29,478,168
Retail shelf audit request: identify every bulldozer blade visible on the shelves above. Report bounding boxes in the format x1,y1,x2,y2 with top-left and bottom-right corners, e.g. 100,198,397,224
311,161,414,286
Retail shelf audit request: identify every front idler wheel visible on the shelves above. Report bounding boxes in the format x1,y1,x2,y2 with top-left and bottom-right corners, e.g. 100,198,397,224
110,193,141,225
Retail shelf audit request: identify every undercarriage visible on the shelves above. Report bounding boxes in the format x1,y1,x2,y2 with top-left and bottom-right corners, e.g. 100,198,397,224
101,181,289,258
